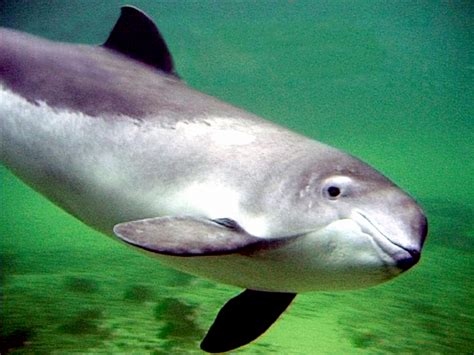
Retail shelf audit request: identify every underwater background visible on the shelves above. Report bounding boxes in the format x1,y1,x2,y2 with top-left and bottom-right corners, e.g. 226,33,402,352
0,0,472,353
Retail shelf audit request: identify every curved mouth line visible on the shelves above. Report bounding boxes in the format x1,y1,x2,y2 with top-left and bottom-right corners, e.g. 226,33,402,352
353,211,410,256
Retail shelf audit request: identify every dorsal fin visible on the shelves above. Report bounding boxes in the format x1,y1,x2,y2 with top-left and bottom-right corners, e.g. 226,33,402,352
103,6,177,76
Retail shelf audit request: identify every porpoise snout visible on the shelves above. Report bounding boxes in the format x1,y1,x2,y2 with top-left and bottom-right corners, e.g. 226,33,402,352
396,249,421,271
395,211,428,271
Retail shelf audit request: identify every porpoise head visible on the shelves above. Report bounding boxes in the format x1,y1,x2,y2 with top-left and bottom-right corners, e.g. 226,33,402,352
252,147,428,290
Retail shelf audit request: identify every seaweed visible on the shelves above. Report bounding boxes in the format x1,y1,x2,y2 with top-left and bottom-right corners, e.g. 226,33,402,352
64,276,100,294
123,284,154,303
0,327,35,353
154,298,202,351
58,308,105,335
350,329,379,349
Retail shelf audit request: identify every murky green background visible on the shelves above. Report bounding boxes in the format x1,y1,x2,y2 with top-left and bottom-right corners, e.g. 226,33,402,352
1,1,472,353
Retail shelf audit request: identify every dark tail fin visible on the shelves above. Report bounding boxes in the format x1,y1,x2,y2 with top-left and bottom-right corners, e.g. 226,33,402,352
201,289,296,353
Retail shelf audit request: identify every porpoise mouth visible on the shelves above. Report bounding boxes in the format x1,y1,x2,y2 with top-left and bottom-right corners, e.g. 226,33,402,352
352,211,421,271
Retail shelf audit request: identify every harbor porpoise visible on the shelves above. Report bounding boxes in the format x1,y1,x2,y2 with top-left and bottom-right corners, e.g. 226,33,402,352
0,6,427,353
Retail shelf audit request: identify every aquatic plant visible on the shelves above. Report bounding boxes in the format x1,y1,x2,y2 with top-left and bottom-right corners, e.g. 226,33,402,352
154,298,202,351
0,327,35,353
123,284,154,303
63,276,100,294
58,308,105,335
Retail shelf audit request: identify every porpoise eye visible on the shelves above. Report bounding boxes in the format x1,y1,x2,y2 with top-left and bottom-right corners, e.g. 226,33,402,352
322,176,353,200
327,186,341,198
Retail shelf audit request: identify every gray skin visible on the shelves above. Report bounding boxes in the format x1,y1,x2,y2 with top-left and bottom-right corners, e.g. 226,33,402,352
0,6,427,352
0,7,426,291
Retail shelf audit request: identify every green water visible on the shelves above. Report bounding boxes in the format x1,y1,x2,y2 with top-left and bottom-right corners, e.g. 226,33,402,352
1,1,473,353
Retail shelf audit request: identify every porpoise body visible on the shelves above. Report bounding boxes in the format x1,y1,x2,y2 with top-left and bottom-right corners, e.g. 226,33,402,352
0,7,427,352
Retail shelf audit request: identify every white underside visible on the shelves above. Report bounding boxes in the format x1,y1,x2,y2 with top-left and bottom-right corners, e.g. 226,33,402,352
156,218,401,292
